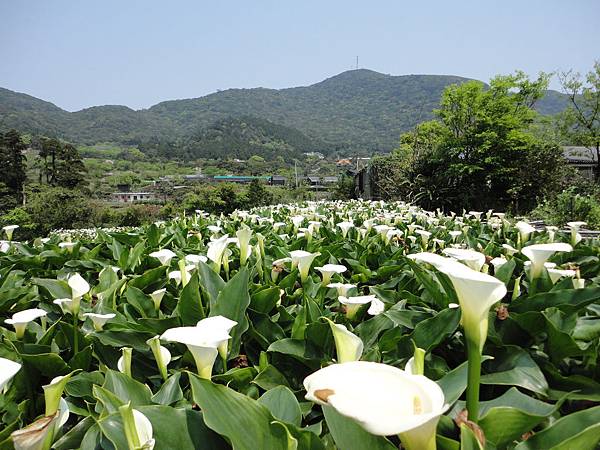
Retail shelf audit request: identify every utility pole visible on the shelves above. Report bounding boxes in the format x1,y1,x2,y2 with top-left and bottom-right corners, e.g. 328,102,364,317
294,160,298,189
356,56,359,70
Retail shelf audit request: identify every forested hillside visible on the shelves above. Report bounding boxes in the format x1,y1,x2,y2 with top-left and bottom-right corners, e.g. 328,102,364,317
0,69,570,153
139,116,324,161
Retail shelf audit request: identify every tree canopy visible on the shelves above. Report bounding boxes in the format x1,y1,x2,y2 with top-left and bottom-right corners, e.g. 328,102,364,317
389,72,570,213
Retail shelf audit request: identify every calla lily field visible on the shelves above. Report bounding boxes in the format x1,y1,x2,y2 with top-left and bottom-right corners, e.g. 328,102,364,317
1,200,600,449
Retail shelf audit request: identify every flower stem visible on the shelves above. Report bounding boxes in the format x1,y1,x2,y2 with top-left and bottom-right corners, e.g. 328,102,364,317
73,313,79,355
466,337,481,423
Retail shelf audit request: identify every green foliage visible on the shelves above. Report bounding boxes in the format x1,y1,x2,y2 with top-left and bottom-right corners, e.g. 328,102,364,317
141,117,323,161
24,185,92,234
558,61,600,180
331,174,355,200
181,182,278,215
530,186,600,229
0,207,36,240
34,137,88,190
398,72,569,212
0,129,27,209
0,200,599,449
246,179,273,207
0,71,571,153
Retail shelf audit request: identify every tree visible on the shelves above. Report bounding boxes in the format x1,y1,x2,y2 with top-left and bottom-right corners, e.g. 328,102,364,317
35,138,87,189
246,179,273,207
247,155,267,175
54,143,88,189
25,185,92,235
398,72,566,212
0,130,27,210
559,61,600,181
36,137,61,184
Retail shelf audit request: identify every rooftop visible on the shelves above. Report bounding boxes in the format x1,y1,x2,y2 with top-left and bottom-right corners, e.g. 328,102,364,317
563,146,598,163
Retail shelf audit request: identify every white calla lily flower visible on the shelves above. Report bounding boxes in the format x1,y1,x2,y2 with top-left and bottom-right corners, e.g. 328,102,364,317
315,264,347,285
236,227,253,265
68,273,90,300
442,248,486,271
490,257,508,270
168,270,182,286
367,297,385,316
149,249,176,266
567,221,586,246
521,243,573,280
58,241,76,252
83,313,115,331
547,268,576,284
441,265,507,350
324,318,363,363
119,404,155,450
2,224,18,241
150,288,167,311
207,235,230,271
336,221,354,238
304,361,446,449
160,316,234,379
0,357,21,392
199,316,238,360
289,250,320,283
327,283,356,297
184,254,207,266
5,308,47,339
53,298,74,315
515,221,536,244
338,295,378,320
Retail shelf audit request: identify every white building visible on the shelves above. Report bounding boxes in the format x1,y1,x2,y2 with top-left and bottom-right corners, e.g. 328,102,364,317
111,192,155,203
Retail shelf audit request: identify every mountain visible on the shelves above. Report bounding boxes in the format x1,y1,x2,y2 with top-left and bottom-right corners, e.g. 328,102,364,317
0,70,571,153
141,116,324,161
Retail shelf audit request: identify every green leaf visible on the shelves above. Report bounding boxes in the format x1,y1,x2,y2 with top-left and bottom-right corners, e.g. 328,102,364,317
514,405,600,450
99,405,229,450
252,364,291,390
258,386,302,427
31,277,71,299
19,352,69,377
128,266,166,290
267,338,322,368
411,307,461,352
437,357,493,406
494,258,516,285
125,286,155,318
126,240,146,272
209,267,251,358
197,260,226,308
189,375,292,450
250,286,281,314
177,272,205,325
102,369,153,406
510,287,600,314
480,346,548,395
93,385,126,414
459,424,483,450
151,372,183,405
477,388,560,447
53,416,95,450
322,405,396,450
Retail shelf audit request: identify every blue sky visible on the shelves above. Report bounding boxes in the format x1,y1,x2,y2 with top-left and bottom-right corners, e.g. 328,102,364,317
1,0,598,111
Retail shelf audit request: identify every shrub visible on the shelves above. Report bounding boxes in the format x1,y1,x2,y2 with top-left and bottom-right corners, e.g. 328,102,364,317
25,186,92,235
0,207,37,240
530,187,600,229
